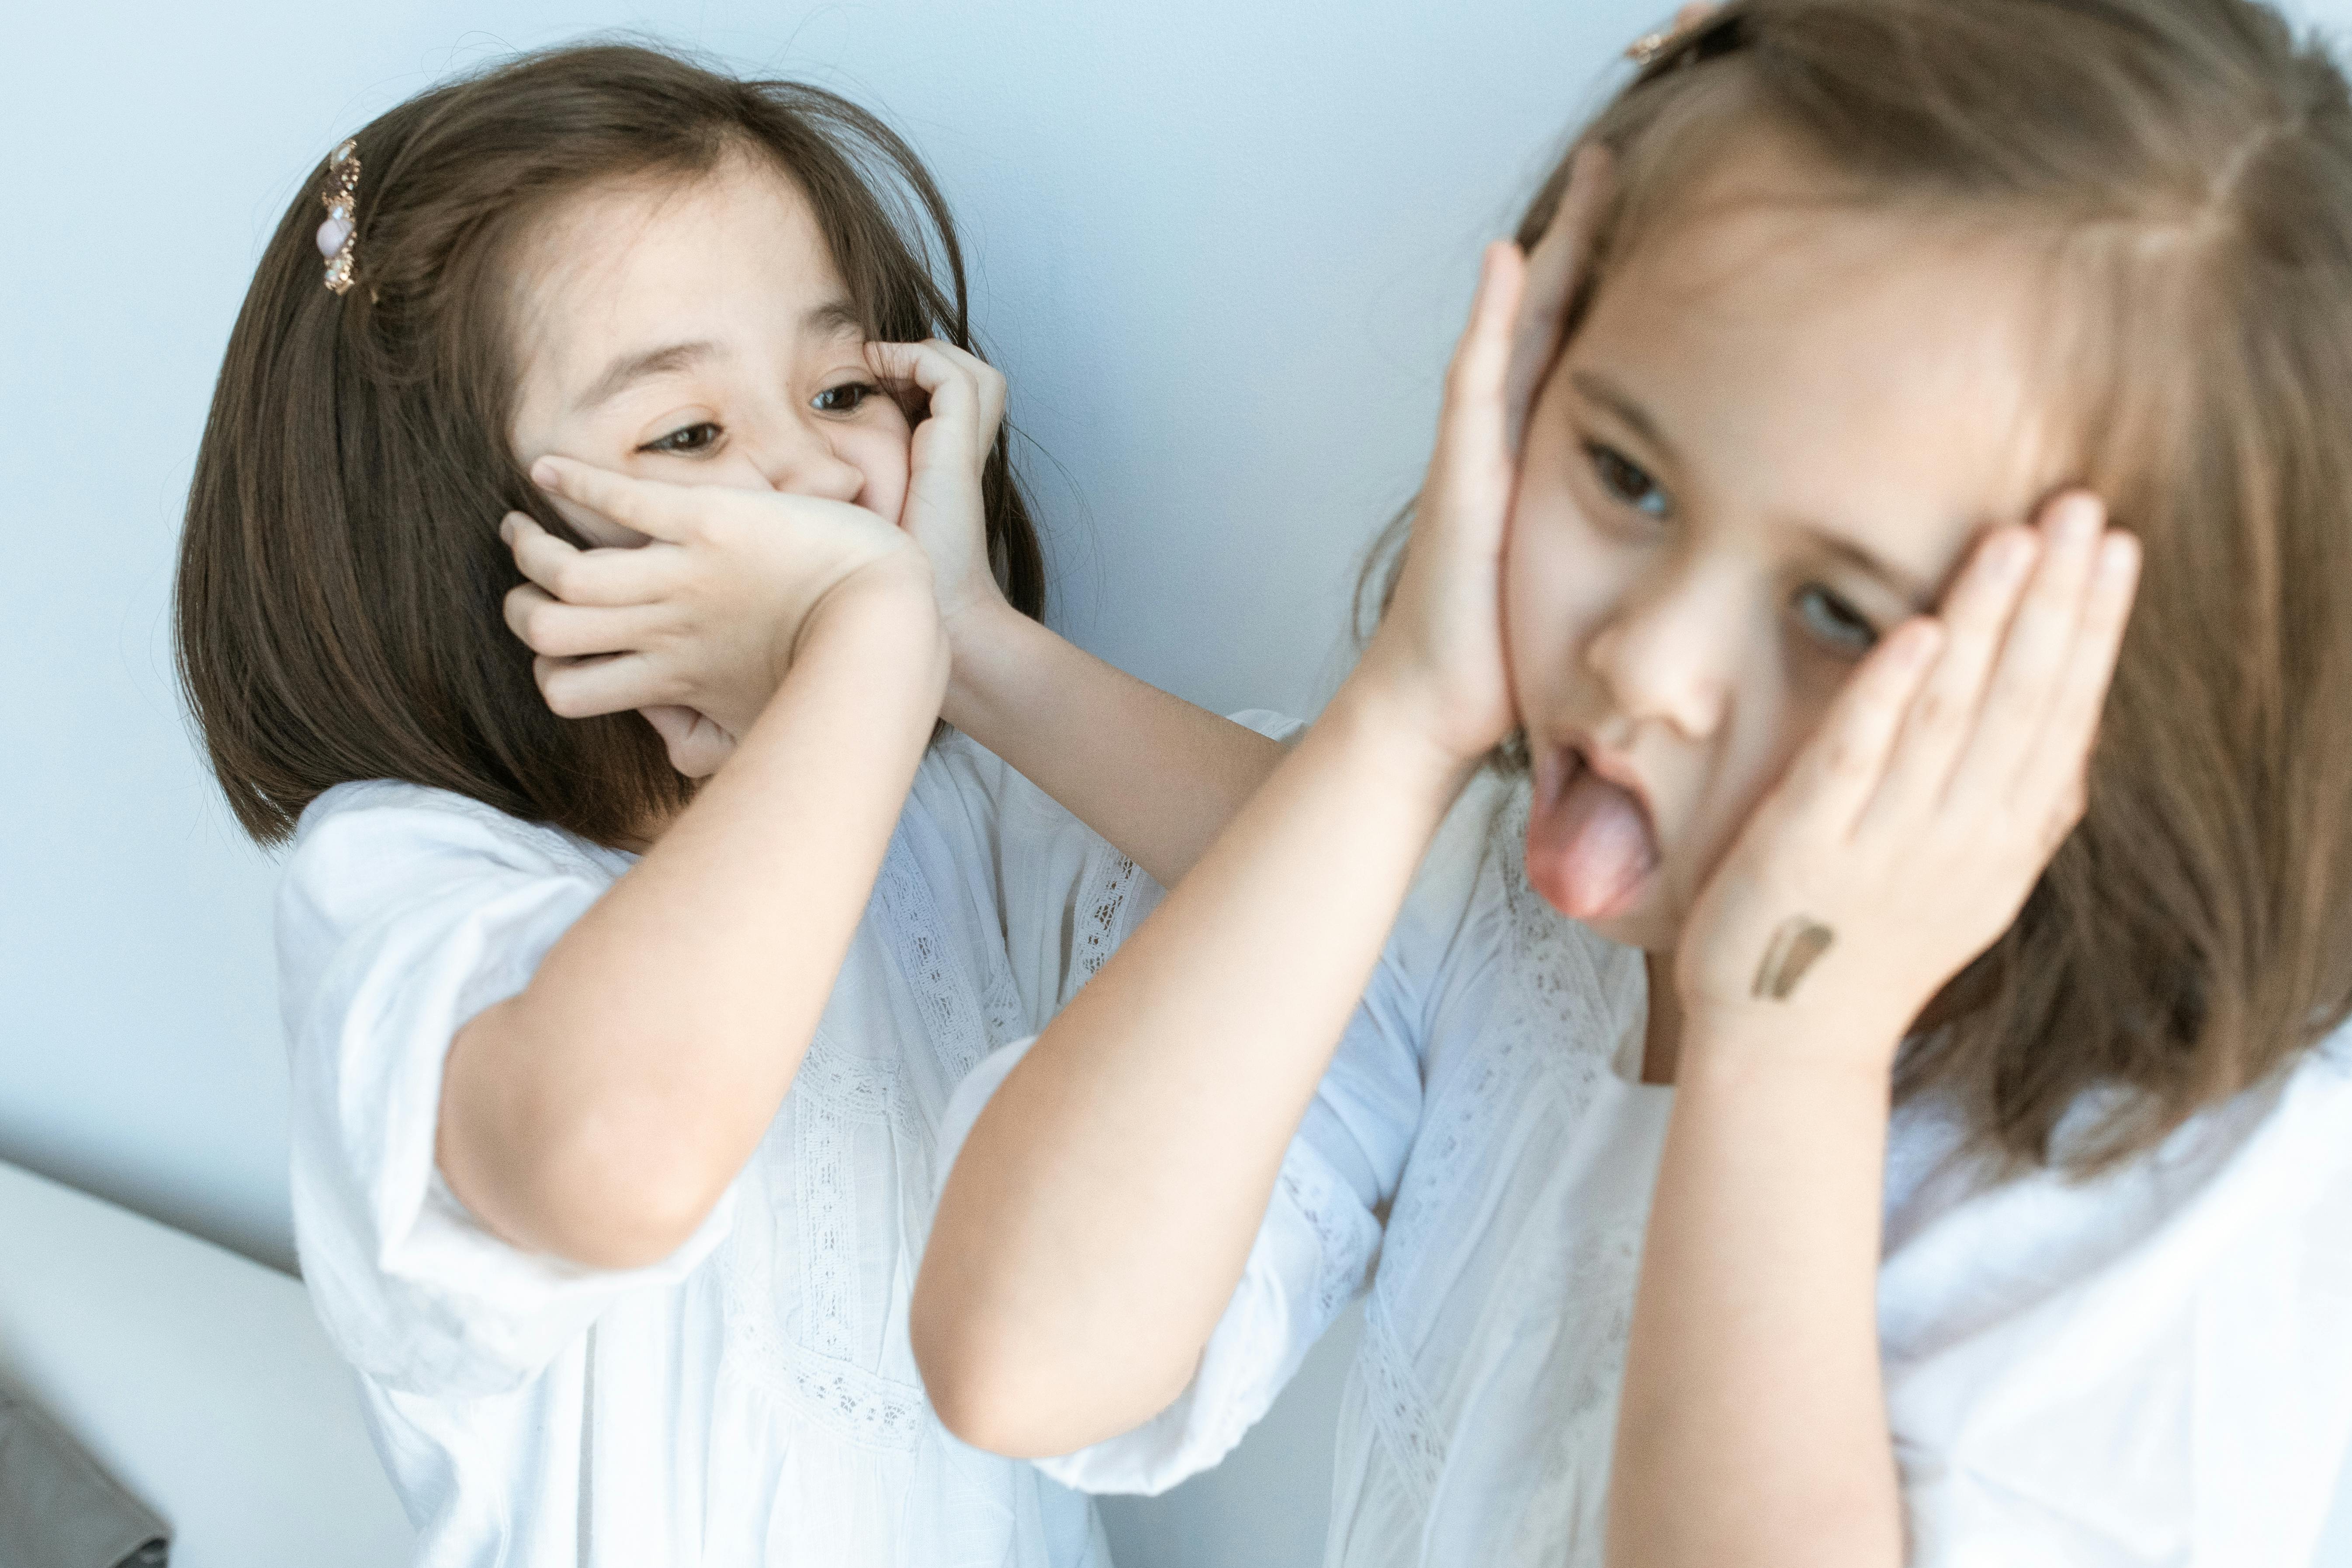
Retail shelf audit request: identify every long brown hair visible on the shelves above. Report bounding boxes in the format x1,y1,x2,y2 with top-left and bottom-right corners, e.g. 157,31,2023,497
1377,0,2352,1171
177,42,1044,851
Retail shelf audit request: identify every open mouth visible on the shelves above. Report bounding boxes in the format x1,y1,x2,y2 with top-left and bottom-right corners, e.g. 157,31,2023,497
1524,742,1661,922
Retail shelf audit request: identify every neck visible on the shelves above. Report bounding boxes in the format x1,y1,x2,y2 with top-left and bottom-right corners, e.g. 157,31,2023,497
1641,951,1682,1085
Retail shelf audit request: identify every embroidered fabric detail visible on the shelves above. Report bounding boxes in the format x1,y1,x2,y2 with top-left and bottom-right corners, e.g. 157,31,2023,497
1382,787,1623,1313
1074,852,1140,986
1277,1153,1381,1325
719,1336,930,1455
1357,1286,1446,1511
873,830,1000,1083
1548,1226,1644,1422
791,1033,902,1363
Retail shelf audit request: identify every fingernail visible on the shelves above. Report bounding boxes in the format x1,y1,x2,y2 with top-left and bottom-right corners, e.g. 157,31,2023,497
2054,493,2105,547
1990,530,2037,579
530,457,558,488
498,515,515,543
2097,532,2140,586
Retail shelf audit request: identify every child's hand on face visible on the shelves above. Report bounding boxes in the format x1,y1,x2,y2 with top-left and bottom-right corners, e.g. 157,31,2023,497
500,454,938,775
1675,492,2141,1060
1354,149,1614,769
863,339,1014,639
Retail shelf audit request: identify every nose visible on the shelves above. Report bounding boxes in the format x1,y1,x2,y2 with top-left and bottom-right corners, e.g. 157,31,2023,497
747,411,866,504
1582,553,1737,742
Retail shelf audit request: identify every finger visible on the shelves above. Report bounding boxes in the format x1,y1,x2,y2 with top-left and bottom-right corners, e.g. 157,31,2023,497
1505,144,1613,452
502,512,676,606
866,340,1005,462
503,584,675,660
1434,242,1530,503
533,651,681,721
1947,492,2107,806
528,455,696,546
2011,528,2140,837
640,704,735,779
1774,616,1945,841
1858,524,2040,832
1673,2,1716,28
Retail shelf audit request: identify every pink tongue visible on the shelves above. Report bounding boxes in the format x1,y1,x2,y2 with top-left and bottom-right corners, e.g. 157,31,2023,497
1526,751,1658,921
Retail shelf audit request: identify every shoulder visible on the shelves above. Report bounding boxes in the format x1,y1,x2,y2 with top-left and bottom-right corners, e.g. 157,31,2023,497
280,781,621,936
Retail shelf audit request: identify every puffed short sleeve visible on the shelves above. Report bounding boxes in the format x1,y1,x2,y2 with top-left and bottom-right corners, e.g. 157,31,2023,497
277,783,734,1399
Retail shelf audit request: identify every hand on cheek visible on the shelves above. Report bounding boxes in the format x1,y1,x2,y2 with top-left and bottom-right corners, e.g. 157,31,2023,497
1355,148,1614,766
864,339,1009,637
1673,492,2141,1060
496,454,939,772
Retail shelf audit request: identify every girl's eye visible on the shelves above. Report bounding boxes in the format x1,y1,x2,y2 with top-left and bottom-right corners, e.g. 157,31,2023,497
814,381,879,414
641,421,720,456
1584,442,1670,520
1792,584,1881,656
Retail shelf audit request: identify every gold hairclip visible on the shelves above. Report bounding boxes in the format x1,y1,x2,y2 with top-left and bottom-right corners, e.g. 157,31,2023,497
317,138,361,296
1627,9,1741,69
1627,27,1680,65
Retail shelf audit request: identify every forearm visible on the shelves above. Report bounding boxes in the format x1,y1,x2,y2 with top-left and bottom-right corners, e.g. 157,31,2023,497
440,592,947,1269
1607,1018,1903,1568
914,683,1467,1454
941,604,1285,888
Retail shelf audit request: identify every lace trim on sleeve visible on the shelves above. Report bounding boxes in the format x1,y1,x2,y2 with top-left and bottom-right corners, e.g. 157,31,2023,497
1075,851,1141,987
1276,1146,1383,1326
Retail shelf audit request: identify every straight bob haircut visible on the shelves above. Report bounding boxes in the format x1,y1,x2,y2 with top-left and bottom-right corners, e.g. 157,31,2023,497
177,42,1045,851
1368,0,2352,1173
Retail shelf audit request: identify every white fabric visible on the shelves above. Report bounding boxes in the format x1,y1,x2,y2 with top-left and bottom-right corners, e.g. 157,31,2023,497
983,772,2352,1566
279,716,1291,1568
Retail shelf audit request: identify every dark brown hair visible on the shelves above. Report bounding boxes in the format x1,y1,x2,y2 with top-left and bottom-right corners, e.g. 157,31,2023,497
177,42,1044,850
1375,0,2352,1171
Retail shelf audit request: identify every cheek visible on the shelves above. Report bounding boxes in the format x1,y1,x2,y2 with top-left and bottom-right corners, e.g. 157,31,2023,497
837,416,913,520
1502,493,1629,711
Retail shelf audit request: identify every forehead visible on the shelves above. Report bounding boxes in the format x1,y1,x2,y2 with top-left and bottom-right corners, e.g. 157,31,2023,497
1572,152,2069,578
510,153,850,378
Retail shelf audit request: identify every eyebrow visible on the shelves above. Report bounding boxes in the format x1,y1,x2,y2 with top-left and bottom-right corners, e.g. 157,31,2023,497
1566,365,1935,611
571,299,866,412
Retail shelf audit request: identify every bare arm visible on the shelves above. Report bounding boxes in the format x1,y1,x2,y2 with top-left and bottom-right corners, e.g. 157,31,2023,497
911,231,1568,1454
439,461,946,1271
914,684,1469,1452
940,604,1284,889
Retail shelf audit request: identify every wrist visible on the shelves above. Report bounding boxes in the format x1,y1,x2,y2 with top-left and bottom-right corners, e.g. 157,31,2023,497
938,598,1036,735
1673,998,1909,1086
1320,675,1483,813
779,564,947,704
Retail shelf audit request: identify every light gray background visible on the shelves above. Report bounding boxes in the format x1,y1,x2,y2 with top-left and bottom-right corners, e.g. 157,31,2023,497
6,3,2349,1565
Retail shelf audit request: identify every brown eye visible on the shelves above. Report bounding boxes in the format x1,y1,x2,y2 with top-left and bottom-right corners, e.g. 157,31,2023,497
814,381,878,414
641,421,720,455
1585,441,1670,519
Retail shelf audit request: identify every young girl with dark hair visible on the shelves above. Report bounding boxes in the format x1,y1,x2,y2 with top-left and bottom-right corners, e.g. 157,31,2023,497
175,42,1282,1566
913,1,2352,1562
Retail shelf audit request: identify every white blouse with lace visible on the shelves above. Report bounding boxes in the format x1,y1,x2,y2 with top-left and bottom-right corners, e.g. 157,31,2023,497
276,722,1232,1568
946,771,2352,1567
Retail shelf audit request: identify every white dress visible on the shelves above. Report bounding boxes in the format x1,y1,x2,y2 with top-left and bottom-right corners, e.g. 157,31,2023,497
948,772,2352,1566
277,722,1258,1568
